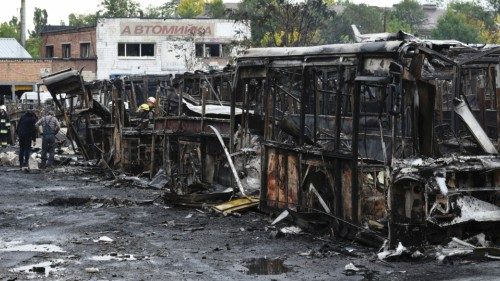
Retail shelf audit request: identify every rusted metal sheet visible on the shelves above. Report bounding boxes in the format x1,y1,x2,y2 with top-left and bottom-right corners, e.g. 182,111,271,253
277,153,287,209
360,170,387,221
266,148,278,209
342,162,353,221
154,117,231,135
286,154,299,210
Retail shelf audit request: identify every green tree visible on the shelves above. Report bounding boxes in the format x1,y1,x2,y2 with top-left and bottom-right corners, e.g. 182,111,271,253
389,0,426,34
30,8,47,37
431,11,480,43
323,2,384,43
9,17,19,29
143,5,162,17
100,0,140,17
25,36,42,58
432,1,499,43
177,0,205,18
387,18,413,33
448,1,495,29
159,1,181,17
69,13,98,26
207,0,226,18
488,0,500,13
232,0,334,47
8,16,20,37
0,22,19,40
421,0,446,7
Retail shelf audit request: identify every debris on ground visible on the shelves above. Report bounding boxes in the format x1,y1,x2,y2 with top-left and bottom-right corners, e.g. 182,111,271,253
85,267,99,273
212,197,259,215
93,236,113,243
436,234,500,262
378,242,410,260
280,226,303,235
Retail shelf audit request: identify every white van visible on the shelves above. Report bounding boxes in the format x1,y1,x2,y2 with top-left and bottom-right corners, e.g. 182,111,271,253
20,92,68,108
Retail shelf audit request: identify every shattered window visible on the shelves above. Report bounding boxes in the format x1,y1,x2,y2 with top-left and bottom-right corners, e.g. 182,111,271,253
195,44,204,57
195,43,224,58
205,44,220,57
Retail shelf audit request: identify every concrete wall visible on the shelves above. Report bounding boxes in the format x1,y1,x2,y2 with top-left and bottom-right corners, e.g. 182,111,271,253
96,18,250,79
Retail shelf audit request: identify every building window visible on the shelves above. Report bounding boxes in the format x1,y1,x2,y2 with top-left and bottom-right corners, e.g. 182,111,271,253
118,43,155,57
45,45,54,58
80,43,91,58
62,44,71,58
195,43,226,58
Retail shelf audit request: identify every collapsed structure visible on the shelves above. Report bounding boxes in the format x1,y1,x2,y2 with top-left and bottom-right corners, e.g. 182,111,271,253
40,36,500,247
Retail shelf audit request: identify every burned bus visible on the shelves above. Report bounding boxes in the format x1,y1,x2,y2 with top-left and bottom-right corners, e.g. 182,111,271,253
230,40,500,246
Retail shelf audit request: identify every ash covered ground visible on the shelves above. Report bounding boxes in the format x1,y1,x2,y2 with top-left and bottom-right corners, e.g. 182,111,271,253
0,166,498,280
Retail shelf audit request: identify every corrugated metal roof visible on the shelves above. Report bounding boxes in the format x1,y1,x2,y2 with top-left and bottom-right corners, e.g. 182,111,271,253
0,38,32,59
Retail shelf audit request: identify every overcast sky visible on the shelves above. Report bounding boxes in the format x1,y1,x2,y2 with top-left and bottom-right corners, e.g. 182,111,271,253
1,0,418,33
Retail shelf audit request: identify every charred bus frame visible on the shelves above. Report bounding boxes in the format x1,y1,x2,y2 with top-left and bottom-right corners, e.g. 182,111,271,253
231,41,500,245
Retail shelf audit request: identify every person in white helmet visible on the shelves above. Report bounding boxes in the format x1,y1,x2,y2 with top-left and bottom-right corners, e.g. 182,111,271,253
137,97,156,115
0,105,11,149
136,97,156,128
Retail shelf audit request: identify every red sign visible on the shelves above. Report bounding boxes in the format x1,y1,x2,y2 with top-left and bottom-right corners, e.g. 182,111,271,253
120,22,214,36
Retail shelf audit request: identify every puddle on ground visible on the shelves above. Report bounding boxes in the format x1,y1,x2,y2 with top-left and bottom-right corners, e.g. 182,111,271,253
45,197,137,207
46,197,92,206
10,259,65,277
0,241,65,253
243,258,289,275
89,254,148,261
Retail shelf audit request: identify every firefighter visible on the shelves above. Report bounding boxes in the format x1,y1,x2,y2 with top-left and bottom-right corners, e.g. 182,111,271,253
137,97,157,116
136,97,156,128
0,105,11,149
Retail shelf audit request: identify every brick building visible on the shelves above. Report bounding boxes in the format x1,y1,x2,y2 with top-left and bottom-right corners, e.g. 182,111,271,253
40,25,97,81
0,38,52,104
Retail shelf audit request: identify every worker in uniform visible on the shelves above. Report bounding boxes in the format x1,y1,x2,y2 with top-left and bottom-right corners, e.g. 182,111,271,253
35,110,60,168
0,105,11,149
136,97,156,128
16,111,38,168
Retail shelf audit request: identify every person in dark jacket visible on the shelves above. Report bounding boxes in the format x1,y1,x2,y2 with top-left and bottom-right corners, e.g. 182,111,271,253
16,111,38,168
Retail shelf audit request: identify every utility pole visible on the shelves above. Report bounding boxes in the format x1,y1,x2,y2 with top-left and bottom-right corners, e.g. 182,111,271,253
20,0,26,47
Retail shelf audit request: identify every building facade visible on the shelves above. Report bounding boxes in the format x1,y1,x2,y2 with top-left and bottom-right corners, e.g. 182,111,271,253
96,18,250,79
40,25,97,81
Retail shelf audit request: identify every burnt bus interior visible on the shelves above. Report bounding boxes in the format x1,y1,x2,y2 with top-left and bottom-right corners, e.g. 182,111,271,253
44,70,236,186
232,42,500,245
